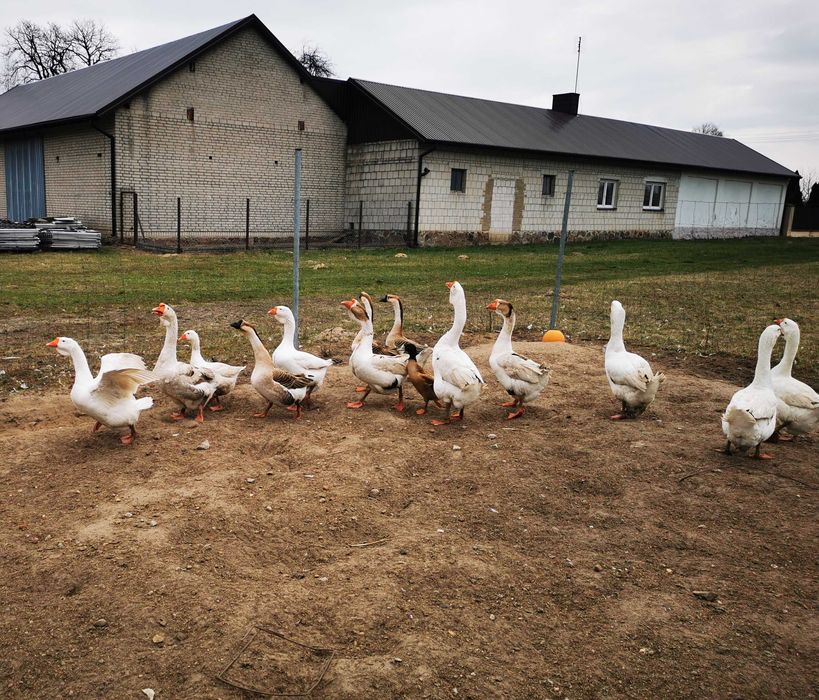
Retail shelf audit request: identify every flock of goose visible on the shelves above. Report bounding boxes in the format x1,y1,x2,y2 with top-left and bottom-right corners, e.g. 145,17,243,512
47,281,817,457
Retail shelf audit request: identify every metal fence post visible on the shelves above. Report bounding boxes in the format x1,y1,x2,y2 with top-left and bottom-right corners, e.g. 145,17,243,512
305,198,310,251
358,200,363,249
176,197,181,254
549,170,574,330
406,200,412,244
133,192,138,247
292,148,302,344
245,198,250,251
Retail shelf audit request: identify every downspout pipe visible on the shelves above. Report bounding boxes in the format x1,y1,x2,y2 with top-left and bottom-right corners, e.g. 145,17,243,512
92,124,117,240
413,144,435,248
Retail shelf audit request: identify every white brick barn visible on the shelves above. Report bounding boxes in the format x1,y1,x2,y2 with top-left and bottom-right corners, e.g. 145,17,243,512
0,15,796,247
316,80,796,246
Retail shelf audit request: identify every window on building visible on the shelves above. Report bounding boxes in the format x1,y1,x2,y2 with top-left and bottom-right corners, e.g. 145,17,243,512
643,182,665,210
542,174,555,196
450,168,466,192
597,179,618,209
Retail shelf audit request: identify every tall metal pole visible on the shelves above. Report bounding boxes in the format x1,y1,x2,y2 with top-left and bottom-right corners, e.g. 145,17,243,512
292,148,302,345
549,170,574,330
574,37,582,93
245,198,250,251
176,197,181,254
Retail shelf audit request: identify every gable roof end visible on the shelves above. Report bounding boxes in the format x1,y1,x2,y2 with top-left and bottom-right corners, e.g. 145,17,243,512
0,15,310,135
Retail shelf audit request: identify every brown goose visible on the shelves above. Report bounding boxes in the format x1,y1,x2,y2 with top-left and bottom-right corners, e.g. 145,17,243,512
231,320,315,419
379,293,433,371
403,342,440,415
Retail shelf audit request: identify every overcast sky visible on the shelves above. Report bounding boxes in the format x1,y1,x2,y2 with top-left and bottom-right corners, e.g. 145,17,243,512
4,0,818,179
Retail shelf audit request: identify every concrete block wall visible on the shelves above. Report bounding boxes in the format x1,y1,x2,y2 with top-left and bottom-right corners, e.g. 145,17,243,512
344,140,417,242
418,150,680,245
42,124,112,232
115,25,348,240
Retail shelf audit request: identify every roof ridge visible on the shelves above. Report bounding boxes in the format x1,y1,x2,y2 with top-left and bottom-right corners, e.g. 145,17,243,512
7,16,251,91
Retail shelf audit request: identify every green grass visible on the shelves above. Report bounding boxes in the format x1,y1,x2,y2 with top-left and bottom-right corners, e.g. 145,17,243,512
2,237,817,394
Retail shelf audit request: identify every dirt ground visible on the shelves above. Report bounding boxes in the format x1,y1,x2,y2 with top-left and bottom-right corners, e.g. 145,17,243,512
1,340,816,699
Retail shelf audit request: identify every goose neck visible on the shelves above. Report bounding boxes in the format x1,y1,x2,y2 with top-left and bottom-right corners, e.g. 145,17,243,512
753,331,778,386
66,343,93,385
608,308,626,352
777,327,800,375
155,314,179,370
494,312,515,353
441,291,466,346
246,328,273,366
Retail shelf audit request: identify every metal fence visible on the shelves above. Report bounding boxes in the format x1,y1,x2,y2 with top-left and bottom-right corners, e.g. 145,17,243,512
117,192,415,252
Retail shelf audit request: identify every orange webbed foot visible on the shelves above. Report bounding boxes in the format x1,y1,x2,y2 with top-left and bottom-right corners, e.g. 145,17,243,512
501,400,517,408
346,401,365,409
507,407,525,420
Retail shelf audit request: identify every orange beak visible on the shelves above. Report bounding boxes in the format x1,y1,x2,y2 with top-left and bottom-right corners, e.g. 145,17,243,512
341,300,355,310
151,303,166,316
773,318,784,325
178,333,187,342
47,338,60,347
486,301,499,311
267,307,278,316
446,281,455,289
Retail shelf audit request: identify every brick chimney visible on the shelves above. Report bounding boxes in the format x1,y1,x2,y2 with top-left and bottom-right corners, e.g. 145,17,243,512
552,92,579,115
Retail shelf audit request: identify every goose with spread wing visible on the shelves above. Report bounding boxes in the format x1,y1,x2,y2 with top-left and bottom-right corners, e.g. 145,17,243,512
47,337,156,444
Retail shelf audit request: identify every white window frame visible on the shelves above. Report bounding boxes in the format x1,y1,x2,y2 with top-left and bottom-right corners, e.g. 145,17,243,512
597,179,618,209
643,181,665,211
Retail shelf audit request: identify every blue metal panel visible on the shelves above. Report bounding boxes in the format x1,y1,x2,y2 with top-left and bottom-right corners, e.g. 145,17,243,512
5,137,46,221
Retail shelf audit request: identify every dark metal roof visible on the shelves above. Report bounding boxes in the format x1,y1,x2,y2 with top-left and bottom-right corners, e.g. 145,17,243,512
0,15,309,135
352,79,796,178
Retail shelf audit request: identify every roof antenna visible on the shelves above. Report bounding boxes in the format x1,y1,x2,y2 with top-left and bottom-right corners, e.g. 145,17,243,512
574,36,582,93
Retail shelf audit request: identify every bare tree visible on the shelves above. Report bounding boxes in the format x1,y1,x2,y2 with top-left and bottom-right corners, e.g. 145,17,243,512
799,169,817,205
692,122,725,137
67,19,119,66
2,19,119,90
297,43,333,78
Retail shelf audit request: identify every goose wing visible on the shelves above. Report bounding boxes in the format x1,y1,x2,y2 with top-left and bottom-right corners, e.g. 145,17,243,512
606,352,650,392
269,367,315,390
436,348,484,389
94,353,158,399
496,352,547,384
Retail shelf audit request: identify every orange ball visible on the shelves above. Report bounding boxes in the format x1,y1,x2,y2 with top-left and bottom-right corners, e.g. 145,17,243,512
542,329,566,343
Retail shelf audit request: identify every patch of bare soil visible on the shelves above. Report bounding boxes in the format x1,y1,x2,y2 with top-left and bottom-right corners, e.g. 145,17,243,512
1,342,816,699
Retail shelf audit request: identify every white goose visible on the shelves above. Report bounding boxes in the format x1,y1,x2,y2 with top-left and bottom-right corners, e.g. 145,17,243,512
47,337,156,444
487,298,551,419
770,318,819,438
178,329,245,411
431,281,484,425
721,324,782,458
342,299,408,411
231,320,314,418
151,303,219,422
268,305,332,405
604,300,664,419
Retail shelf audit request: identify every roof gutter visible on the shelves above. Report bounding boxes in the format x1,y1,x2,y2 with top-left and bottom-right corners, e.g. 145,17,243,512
413,144,435,248
92,123,117,239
